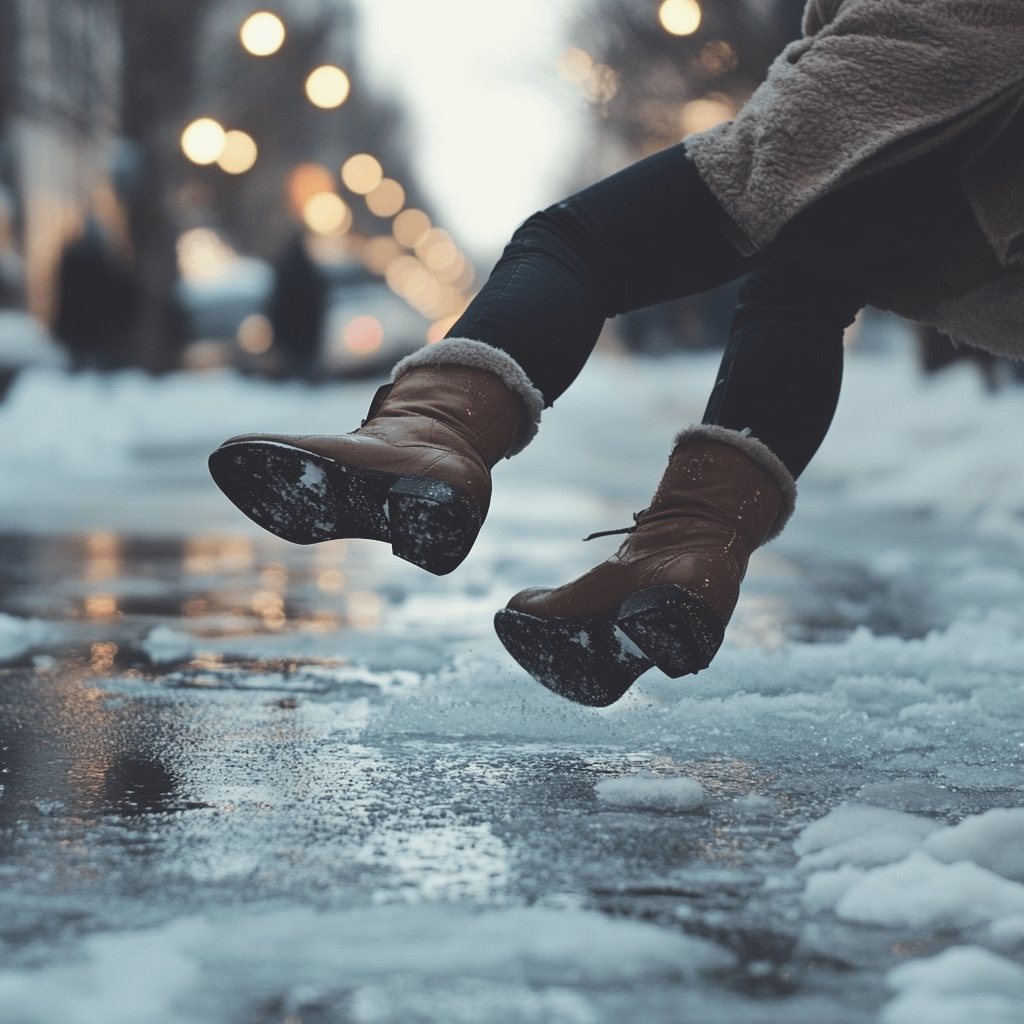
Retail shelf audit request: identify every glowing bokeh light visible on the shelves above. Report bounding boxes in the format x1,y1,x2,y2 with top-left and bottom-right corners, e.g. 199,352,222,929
237,313,274,354
305,65,350,108
240,11,285,56
698,39,738,74
582,64,619,103
557,47,593,84
341,153,383,194
680,95,735,136
181,118,226,165
287,163,334,216
176,227,239,283
366,178,405,218
428,314,461,344
392,208,431,248
217,130,258,174
303,192,351,235
343,315,385,355
659,0,702,35
362,235,403,275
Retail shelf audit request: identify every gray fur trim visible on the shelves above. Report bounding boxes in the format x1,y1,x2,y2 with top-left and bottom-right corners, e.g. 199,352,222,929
673,424,797,543
390,338,544,456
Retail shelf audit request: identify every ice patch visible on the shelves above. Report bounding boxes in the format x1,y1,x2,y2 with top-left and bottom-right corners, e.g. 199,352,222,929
0,612,50,661
595,771,705,811
881,946,1024,1024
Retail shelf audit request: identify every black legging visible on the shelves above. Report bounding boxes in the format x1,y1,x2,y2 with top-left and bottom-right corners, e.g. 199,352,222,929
447,140,963,478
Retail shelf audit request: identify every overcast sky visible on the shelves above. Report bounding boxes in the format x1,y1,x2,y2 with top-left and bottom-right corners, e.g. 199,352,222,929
352,0,589,261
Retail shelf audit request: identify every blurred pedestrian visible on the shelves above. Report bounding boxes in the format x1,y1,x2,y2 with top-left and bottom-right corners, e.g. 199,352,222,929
54,221,138,372
211,0,1024,706
266,233,327,380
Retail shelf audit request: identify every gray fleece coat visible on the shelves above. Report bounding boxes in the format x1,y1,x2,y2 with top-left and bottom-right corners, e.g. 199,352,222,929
686,0,1024,356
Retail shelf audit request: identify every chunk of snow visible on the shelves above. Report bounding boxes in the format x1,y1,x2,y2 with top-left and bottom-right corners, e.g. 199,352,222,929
0,612,50,661
141,626,194,665
795,803,941,870
595,772,705,811
881,946,1024,1024
833,851,1024,929
922,808,1024,881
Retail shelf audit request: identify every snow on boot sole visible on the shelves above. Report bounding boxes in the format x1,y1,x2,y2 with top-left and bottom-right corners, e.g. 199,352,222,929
494,584,725,706
615,584,725,677
493,608,653,707
208,440,480,575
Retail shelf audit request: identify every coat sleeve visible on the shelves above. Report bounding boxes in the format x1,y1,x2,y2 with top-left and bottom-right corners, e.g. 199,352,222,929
686,0,1024,251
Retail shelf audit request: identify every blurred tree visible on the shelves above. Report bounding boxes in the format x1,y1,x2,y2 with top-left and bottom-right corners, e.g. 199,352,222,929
116,0,217,371
183,0,433,260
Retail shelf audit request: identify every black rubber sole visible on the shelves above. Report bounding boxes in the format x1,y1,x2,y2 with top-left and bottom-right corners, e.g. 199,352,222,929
494,584,725,707
208,441,481,576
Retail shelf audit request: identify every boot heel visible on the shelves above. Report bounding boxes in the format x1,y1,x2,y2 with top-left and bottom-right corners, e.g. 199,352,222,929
387,476,482,576
616,585,725,678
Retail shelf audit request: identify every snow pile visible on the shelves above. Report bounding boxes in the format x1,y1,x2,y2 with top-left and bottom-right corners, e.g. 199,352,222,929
801,805,1024,929
795,803,942,871
0,612,50,661
881,946,1024,1024
594,771,705,811
0,905,733,1024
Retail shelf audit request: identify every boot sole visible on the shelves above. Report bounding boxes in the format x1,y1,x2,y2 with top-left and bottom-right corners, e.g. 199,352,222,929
208,440,481,576
494,584,725,707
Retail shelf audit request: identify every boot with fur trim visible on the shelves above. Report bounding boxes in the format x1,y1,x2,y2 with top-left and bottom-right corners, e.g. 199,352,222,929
494,426,796,705
209,339,544,575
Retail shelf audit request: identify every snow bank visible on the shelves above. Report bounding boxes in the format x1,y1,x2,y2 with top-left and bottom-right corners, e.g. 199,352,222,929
0,905,733,1024
0,612,50,661
594,771,705,810
881,946,1024,1024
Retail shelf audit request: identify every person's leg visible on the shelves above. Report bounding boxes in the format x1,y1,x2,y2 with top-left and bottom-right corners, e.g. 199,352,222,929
447,142,757,404
210,144,758,574
703,256,865,479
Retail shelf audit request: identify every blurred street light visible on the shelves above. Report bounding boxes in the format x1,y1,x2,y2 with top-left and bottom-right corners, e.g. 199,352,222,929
659,0,702,36
181,118,227,165
305,65,351,108
217,130,259,174
392,208,430,248
365,179,405,218
303,193,351,235
287,163,335,216
240,12,286,56
341,153,383,194
680,95,735,135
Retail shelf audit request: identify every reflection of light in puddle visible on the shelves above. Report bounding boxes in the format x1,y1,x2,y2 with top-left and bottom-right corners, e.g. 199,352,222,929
357,822,509,903
90,642,117,673
83,532,121,581
183,536,253,575
318,569,345,593
348,591,382,629
84,593,119,619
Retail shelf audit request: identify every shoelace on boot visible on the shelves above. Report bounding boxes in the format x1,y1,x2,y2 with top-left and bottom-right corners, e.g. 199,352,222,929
582,507,718,542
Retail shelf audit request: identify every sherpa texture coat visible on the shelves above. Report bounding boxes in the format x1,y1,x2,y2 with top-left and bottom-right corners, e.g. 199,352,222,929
686,0,1024,356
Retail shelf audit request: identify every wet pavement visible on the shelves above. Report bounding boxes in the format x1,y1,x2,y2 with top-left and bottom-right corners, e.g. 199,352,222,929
3,353,1024,1023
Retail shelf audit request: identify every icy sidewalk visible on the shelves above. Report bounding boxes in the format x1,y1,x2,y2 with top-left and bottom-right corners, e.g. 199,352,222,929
2,342,1024,1023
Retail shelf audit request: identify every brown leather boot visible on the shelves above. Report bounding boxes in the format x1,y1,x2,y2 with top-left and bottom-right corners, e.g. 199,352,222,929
208,339,543,575
494,425,796,706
